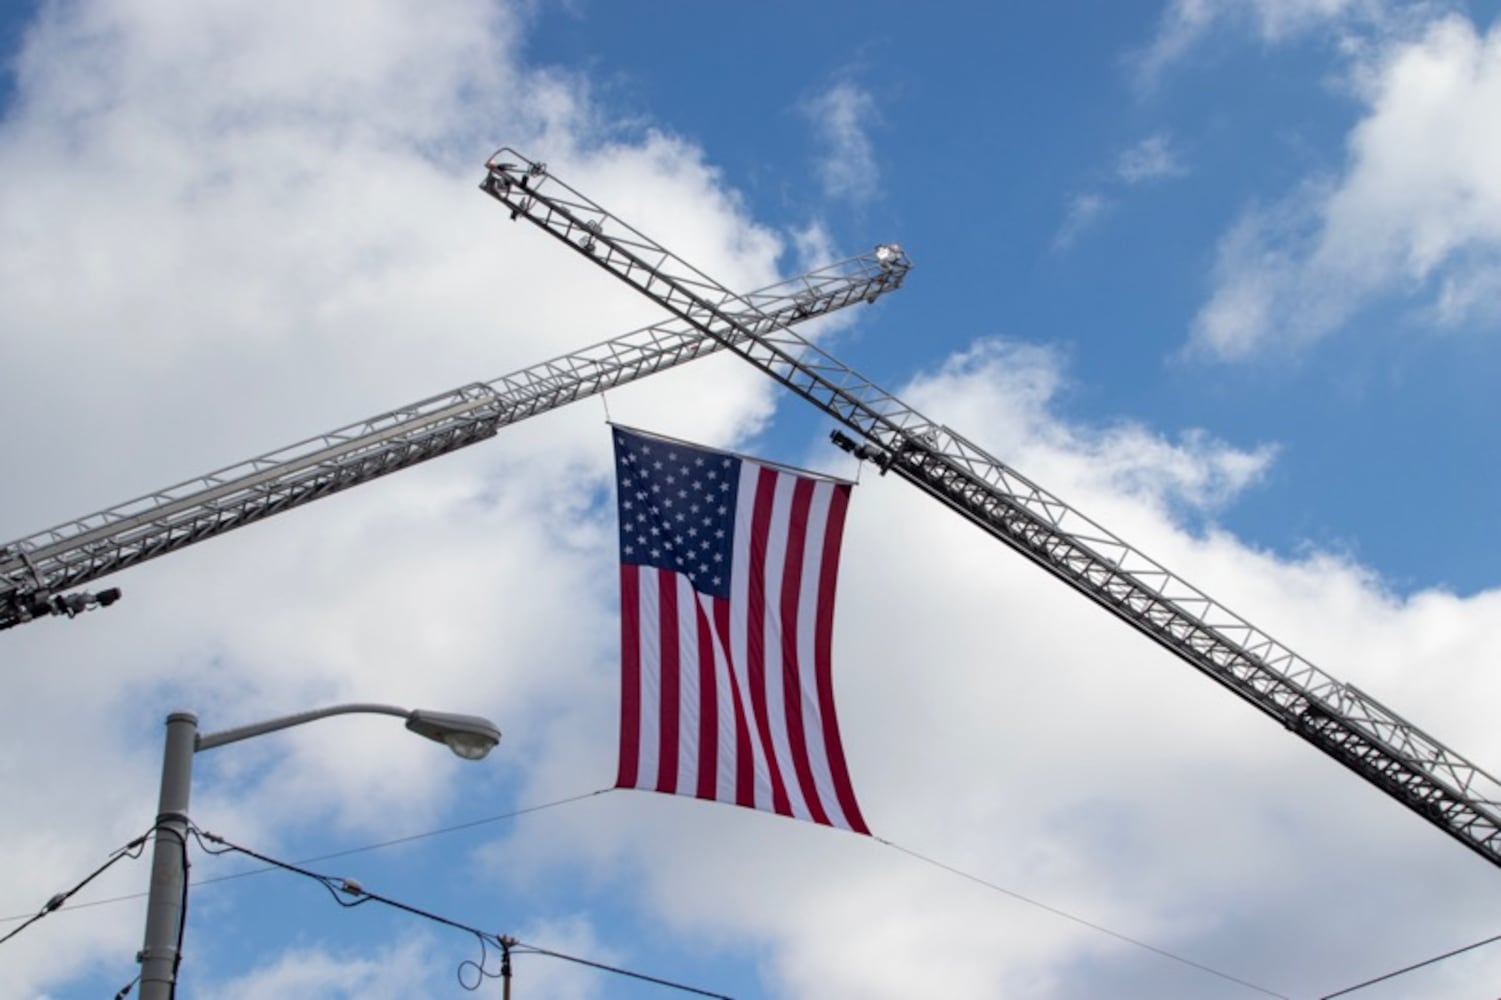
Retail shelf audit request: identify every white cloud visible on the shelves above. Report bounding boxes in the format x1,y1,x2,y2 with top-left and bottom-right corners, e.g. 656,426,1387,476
1117,132,1189,183
508,914,626,1000
207,937,443,999
208,917,622,1000
1189,13,1501,358
1433,252,1501,325
1135,0,1391,83
907,342,1277,515
1057,137,1186,252
1052,192,1110,250
802,80,880,204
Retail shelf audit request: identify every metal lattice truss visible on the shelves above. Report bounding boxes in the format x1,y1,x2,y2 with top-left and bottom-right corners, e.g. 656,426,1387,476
478,149,1501,869
0,247,908,631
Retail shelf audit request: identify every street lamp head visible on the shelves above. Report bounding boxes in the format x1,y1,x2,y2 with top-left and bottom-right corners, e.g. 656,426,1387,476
405,709,502,760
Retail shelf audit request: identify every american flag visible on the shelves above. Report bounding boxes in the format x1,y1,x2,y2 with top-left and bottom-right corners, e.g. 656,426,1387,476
612,426,869,834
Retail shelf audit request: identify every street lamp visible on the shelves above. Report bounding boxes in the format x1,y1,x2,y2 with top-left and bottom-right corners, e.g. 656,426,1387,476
137,703,501,1000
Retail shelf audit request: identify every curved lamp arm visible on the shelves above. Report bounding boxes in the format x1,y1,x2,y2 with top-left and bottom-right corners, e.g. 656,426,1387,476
196,702,501,758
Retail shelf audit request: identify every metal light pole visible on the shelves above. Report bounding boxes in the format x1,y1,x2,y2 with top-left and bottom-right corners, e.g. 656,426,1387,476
136,703,501,1000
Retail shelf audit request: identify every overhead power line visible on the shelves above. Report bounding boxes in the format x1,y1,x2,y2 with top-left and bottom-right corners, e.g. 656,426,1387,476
191,824,735,998
5,789,1287,997
0,790,606,925
0,829,150,945
1318,929,1501,998
13,788,1466,998
876,838,1290,999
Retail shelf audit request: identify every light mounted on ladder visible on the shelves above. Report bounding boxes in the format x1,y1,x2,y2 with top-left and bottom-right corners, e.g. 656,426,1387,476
29,587,122,622
482,151,547,219
830,430,895,474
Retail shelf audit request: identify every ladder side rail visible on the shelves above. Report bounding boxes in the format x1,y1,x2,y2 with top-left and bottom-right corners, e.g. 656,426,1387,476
1335,684,1496,798
483,247,894,403
4,247,895,566
915,422,1496,797
483,150,1501,866
1,247,905,629
11,390,503,568
484,248,901,419
5,385,491,556
882,438,1501,856
0,399,505,628
483,157,931,448
52,408,498,587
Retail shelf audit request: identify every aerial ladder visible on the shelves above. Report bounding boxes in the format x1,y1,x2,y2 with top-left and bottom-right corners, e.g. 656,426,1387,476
478,149,1501,871
0,246,909,631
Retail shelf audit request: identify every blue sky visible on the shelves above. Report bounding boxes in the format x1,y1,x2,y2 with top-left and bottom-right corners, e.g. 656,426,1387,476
521,1,1501,595
2,1,1501,998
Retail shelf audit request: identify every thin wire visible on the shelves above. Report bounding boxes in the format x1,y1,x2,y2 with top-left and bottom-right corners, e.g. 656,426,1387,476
198,819,1269,1000
167,821,190,1000
877,837,1290,1000
199,789,612,880
512,941,733,998
0,790,610,924
193,826,733,998
0,829,150,944
0,793,1295,999
1317,929,1501,998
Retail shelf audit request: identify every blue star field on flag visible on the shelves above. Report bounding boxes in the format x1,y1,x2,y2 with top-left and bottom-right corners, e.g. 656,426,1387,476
615,430,741,600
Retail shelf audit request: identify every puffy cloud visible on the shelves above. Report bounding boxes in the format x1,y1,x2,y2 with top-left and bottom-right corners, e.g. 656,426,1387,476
802,80,881,205
199,919,626,998
1052,192,1110,251
208,937,444,999
1135,0,1389,83
905,341,1277,515
1117,132,1189,183
1190,13,1501,357
1056,136,1186,252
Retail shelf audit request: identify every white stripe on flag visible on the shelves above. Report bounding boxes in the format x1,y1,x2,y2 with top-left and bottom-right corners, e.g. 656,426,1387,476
674,572,701,796
704,591,738,804
797,481,850,829
730,465,770,812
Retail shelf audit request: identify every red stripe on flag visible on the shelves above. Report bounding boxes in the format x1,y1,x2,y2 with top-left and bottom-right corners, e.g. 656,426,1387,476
746,466,792,817
656,567,680,794
780,477,830,826
617,564,642,790
816,484,868,834
695,600,718,800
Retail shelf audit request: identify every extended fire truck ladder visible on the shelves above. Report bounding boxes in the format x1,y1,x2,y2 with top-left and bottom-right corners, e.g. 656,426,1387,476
479,149,1501,871
0,247,908,631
